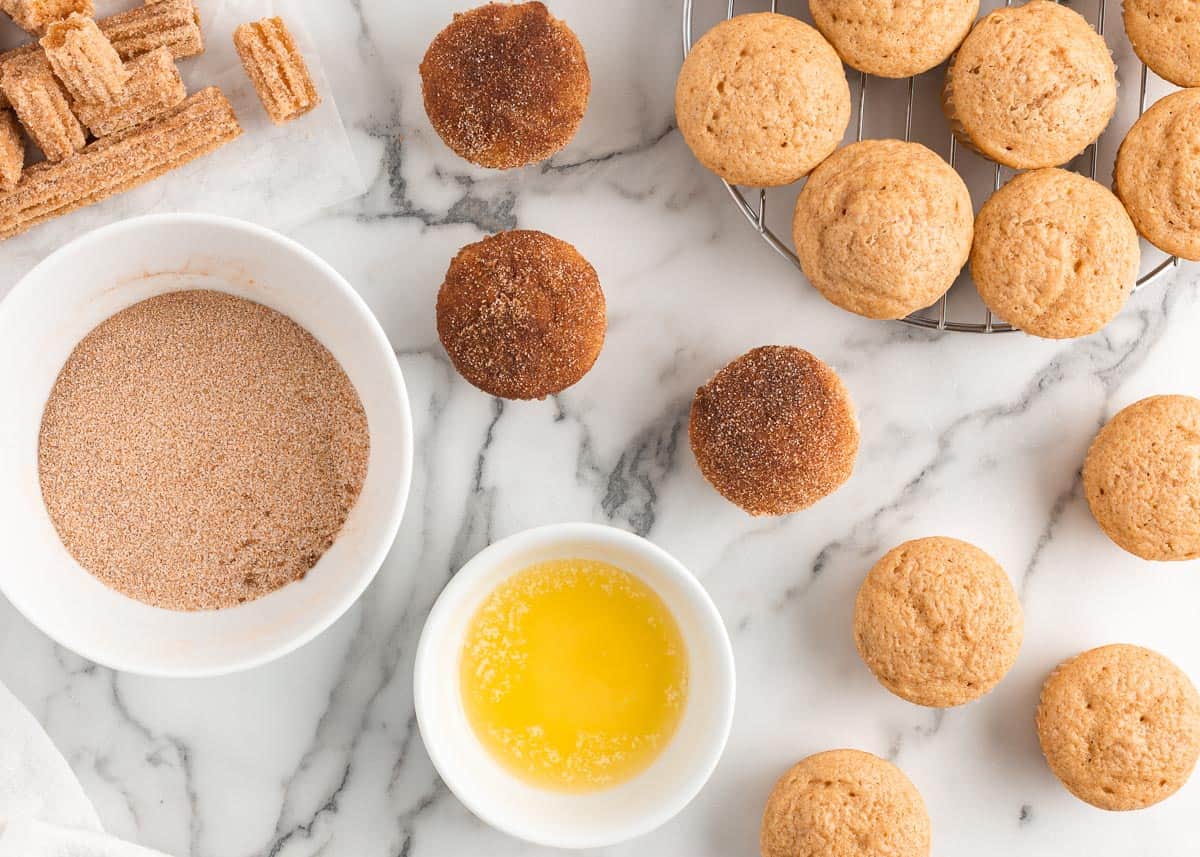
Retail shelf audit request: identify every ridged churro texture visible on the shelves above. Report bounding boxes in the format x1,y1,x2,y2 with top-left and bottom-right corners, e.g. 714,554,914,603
234,16,319,125
72,46,184,137
0,0,93,35
0,87,242,241
0,110,24,191
41,12,129,105
0,51,85,163
99,0,203,61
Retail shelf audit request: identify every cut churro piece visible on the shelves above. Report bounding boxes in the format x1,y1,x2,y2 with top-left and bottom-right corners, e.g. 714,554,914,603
0,86,241,240
0,51,84,162
0,0,93,35
234,17,319,125
42,13,130,106
0,110,25,191
99,0,203,62
71,46,183,138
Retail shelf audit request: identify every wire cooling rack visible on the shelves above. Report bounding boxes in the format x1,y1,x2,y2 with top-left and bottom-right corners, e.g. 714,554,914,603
682,0,1181,333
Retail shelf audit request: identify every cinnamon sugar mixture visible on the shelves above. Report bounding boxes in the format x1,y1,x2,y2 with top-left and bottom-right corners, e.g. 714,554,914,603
37,289,370,611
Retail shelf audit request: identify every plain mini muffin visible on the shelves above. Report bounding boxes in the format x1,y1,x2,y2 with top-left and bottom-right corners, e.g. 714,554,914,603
689,346,858,516
1124,0,1200,87
419,2,589,169
676,13,850,187
1114,88,1200,260
436,230,605,400
1037,644,1200,811
810,0,979,78
1082,395,1200,561
761,749,931,857
942,0,1117,169
793,139,973,320
971,169,1140,339
854,537,1023,708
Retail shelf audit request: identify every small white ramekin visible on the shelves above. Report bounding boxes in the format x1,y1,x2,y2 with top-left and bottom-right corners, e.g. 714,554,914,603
414,523,736,850
0,213,413,677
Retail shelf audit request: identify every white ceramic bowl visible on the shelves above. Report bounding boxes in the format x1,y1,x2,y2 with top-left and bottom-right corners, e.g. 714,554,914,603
0,214,413,677
414,523,735,850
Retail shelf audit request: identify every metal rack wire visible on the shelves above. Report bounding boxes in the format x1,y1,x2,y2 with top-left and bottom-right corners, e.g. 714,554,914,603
682,0,1180,333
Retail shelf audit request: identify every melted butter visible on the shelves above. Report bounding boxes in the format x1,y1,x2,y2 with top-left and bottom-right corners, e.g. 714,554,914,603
460,558,689,792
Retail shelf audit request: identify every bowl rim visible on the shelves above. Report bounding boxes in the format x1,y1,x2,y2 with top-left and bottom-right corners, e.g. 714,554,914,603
0,212,414,678
413,522,736,849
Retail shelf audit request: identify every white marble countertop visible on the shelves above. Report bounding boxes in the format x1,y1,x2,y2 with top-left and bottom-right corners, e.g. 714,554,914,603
3,1,1200,855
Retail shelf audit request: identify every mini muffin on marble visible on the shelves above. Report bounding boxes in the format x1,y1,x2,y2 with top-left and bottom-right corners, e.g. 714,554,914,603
1037,644,1200,810
689,346,858,516
854,537,1023,708
810,0,979,78
419,2,589,169
1115,88,1200,260
1082,395,1200,561
971,169,1139,339
761,749,931,857
1124,0,1200,87
675,12,850,187
436,229,605,400
942,0,1117,169
792,139,973,320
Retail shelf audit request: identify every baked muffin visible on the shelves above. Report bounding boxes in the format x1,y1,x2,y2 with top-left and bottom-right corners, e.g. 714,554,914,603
793,139,973,320
689,346,858,516
971,169,1140,339
1114,88,1200,260
1037,644,1200,810
1124,0,1200,87
811,0,979,78
761,749,931,857
676,13,850,187
1082,395,1200,560
942,0,1116,169
854,537,1023,708
419,2,589,169
436,230,605,400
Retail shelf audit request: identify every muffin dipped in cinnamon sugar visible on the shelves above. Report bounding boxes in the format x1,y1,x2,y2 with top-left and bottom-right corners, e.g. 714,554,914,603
689,346,858,516
437,229,605,400
420,2,589,169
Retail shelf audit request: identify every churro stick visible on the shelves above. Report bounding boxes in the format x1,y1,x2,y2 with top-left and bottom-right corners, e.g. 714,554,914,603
0,87,242,240
99,0,203,62
0,0,201,109
0,51,84,162
42,13,129,106
72,46,183,138
234,17,319,125
0,110,24,191
0,0,93,35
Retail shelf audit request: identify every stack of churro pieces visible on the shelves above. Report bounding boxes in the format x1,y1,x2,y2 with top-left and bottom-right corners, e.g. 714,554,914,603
0,0,241,240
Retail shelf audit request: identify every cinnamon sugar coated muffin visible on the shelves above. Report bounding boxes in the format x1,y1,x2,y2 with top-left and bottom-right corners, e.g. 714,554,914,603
419,2,589,169
810,0,978,77
942,0,1116,169
675,13,850,187
1124,0,1200,86
436,230,605,400
854,537,1022,708
1082,395,1200,560
971,169,1139,339
793,140,973,320
689,346,858,516
761,750,931,857
1037,644,1200,810
1114,88,1200,260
